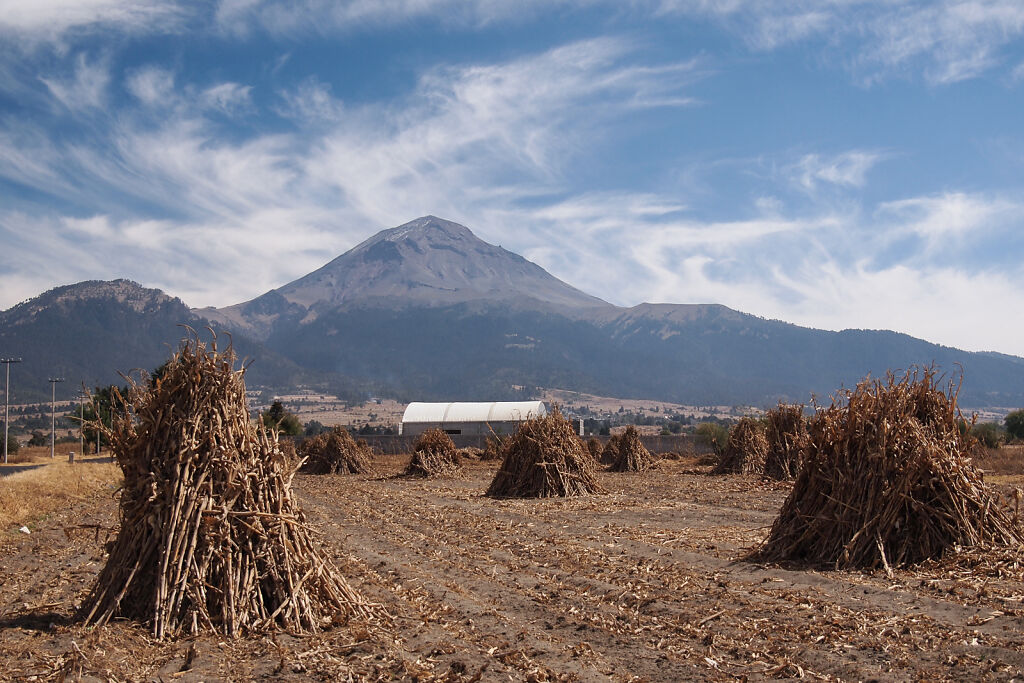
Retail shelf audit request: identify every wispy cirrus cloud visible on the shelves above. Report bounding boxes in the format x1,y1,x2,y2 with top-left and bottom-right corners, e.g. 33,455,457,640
213,0,591,36
658,0,1024,84
506,186,1024,355
789,150,887,192
0,0,187,48
2,12,1024,358
38,52,111,110
0,37,702,307
876,192,1023,250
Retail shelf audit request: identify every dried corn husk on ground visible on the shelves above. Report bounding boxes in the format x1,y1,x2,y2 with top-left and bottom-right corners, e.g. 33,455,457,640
299,426,375,475
77,333,374,639
763,403,807,481
712,418,768,475
404,428,461,477
486,407,603,498
608,426,657,472
752,367,1024,571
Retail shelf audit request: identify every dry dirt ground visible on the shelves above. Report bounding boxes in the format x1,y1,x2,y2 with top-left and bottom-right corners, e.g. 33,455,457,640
2,456,1024,681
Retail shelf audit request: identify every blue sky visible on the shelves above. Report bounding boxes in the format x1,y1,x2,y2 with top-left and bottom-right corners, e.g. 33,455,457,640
2,1,1024,356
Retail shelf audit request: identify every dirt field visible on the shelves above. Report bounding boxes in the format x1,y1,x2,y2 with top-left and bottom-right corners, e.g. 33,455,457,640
2,455,1024,681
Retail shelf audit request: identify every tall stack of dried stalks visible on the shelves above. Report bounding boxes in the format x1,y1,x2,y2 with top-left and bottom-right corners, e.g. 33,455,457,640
712,417,768,475
486,407,603,498
299,426,375,475
404,428,461,477
78,334,372,638
482,434,507,461
763,403,807,480
753,367,1024,571
607,426,657,472
584,437,604,461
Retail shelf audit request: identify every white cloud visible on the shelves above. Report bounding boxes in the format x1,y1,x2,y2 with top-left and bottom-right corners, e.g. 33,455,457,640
39,53,110,110
0,0,186,48
774,262,1024,356
504,187,1024,355
0,37,703,311
276,77,345,123
201,82,253,114
656,0,1024,85
125,65,175,106
4,30,1024,358
214,0,585,36
791,150,885,192
877,192,1022,247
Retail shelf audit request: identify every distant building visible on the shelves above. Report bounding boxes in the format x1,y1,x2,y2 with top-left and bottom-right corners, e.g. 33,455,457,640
400,401,547,437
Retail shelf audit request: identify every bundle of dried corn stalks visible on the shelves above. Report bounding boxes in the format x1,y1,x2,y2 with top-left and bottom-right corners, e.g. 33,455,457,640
584,437,604,461
598,437,618,466
763,403,806,480
299,426,375,475
404,428,461,477
482,434,507,461
712,417,768,475
486,407,603,498
607,426,657,472
752,367,1024,570
78,333,373,639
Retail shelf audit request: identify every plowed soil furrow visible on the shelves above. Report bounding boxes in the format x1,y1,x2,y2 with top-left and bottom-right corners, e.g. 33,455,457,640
2,456,1024,681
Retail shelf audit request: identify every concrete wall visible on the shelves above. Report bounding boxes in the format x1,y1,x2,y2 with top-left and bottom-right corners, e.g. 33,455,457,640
401,420,526,438
354,432,705,456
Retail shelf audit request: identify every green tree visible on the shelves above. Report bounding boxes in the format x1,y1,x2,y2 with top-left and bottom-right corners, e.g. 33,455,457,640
972,422,1006,449
303,420,326,437
28,431,47,447
695,422,729,455
1006,410,1024,442
66,385,126,452
262,400,303,436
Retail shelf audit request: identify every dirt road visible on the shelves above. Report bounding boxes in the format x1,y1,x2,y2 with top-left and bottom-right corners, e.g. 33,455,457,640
1,456,1023,681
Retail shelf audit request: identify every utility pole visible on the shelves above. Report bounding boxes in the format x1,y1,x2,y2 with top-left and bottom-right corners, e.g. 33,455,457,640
2,358,22,465
78,389,86,458
48,377,64,459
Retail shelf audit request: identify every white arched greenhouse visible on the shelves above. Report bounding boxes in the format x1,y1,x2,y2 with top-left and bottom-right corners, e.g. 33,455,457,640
400,401,547,437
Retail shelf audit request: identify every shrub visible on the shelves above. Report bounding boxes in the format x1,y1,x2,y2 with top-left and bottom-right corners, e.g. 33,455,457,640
972,422,1006,449
694,422,729,455
1005,410,1024,442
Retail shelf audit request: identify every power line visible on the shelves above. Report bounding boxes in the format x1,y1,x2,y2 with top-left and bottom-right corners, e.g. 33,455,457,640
48,377,65,459
1,358,23,465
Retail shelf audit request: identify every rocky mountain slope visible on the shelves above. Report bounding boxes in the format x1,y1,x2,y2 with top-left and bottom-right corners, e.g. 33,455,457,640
0,280,298,402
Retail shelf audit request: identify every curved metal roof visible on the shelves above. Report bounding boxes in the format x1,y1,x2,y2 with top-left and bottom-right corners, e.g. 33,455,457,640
402,401,547,424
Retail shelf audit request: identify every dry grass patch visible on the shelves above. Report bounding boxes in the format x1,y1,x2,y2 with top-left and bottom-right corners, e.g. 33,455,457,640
0,456,119,530
975,444,1024,476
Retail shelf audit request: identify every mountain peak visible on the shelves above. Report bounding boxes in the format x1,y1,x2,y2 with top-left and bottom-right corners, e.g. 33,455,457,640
229,216,610,320
349,215,481,260
381,215,471,240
